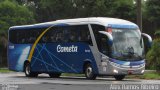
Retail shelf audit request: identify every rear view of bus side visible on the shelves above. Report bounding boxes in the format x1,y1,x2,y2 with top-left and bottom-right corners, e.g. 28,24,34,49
8,17,152,80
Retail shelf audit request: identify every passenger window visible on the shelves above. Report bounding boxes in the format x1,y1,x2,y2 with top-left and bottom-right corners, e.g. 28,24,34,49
9,25,92,45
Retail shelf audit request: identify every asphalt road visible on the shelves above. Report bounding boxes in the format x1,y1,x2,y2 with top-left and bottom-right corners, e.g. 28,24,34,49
0,72,160,90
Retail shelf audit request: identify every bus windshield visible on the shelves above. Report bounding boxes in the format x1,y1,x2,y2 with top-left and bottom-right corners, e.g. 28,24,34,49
111,28,144,61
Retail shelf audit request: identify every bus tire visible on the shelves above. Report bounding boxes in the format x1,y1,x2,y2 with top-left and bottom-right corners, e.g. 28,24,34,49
114,75,125,80
24,62,38,77
49,73,61,78
84,63,97,80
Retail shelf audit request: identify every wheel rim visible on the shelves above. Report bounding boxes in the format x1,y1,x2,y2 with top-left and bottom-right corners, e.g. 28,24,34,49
25,64,30,75
86,67,92,77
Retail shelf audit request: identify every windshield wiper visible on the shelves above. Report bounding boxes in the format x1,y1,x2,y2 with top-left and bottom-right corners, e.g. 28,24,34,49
132,53,143,60
119,51,143,60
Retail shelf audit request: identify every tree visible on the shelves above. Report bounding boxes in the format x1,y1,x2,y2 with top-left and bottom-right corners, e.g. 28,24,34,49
0,0,35,67
143,0,160,36
25,0,136,22
146,31,160,71
111,0,136,22
145,0,160,23
0,0,35,44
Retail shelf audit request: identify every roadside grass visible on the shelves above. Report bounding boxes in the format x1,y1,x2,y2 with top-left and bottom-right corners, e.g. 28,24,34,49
126,72,160,80
0,68,13,73
62,72,160,80
142,73,160,79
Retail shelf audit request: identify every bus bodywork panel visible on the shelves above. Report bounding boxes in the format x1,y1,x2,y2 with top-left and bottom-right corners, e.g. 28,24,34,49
8,42,99,74
8,44,31,71
99,58,145,75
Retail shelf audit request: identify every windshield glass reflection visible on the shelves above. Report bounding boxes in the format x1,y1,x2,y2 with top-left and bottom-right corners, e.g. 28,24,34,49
111,29,144,61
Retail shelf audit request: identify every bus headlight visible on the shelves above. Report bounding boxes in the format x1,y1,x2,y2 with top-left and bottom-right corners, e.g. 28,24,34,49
113,69,118,73
141,70,144,73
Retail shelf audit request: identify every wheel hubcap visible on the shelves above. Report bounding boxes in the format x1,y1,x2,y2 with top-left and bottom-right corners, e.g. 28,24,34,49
26,65,30,75
86,67,92,77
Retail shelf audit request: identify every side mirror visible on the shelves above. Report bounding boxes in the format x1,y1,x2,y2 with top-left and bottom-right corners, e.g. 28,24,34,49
142,33,152,48
98,31,113,46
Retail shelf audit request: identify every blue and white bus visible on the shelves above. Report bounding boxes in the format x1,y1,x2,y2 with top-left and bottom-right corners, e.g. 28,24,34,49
8,17,152,80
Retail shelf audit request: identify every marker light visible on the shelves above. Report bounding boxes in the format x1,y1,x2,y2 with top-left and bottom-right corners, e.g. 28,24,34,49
106,27,112,34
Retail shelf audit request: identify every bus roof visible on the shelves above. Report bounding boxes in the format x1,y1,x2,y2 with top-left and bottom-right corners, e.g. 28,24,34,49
9,17,139,30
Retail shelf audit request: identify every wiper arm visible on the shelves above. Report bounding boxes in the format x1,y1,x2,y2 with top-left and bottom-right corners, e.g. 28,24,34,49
120,51,142,60
132,53,143,59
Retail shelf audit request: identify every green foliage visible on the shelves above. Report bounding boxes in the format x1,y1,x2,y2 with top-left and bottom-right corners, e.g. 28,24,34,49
0,0,36,66
0,0,36,48
24,0,136,22
143,0,160,36
142,72,160,79
0,0,35,33
111,0,136,21
39,0,74,21
126,72,160,80
154,31,160,37
0,68,13,73
144,0,160,71
0,0,35,55
146,31,160,71
145,0,160,22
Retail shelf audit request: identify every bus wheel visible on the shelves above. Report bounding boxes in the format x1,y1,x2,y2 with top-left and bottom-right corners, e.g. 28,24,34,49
49,73,61,78
24,62,38,77
84,63,97,80
114,75,125,80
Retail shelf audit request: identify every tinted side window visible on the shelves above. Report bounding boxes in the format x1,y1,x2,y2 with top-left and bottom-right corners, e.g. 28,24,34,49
91,24,105,38
41,27,68,43
9,30,17,44
9,28,44,44
91,24,111,56
41,25,92,45
25,29,41,43
69,25,92,45
91,24,105,50
9,30,27,44
9,25,92,45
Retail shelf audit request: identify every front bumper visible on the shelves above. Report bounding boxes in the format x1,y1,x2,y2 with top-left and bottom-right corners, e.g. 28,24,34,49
99,59,145,75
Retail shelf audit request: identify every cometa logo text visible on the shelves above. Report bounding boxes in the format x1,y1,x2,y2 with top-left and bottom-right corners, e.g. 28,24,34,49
57,45,78,52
